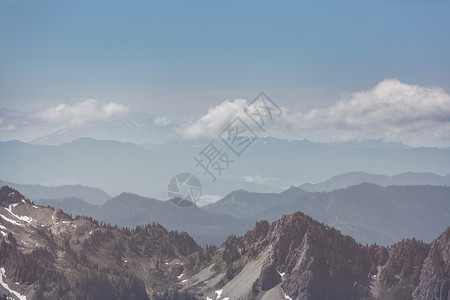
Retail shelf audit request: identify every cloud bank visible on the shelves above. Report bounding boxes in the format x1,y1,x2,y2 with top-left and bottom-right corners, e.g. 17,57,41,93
31,99,129,127
2,79,450,147
181,79,450,147
288,79,450,131
241,175,278,185
0,99,130,142
284,79,450,147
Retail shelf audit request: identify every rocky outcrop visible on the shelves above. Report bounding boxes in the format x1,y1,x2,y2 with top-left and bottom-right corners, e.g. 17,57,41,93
2,185,449,300
0,185,26,207
244,220,269,245
239,211,449,300
242,212,376,299
0,186,200,299
413,227,450,300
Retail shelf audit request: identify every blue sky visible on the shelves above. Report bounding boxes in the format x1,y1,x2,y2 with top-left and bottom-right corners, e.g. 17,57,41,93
1,0,450,146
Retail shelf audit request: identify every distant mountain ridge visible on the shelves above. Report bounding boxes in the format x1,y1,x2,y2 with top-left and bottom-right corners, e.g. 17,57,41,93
0,179,111,205
38,183,450,247
0,138,283,198
2,137,450,200
299,171,450,192
204,183,450,246
37,193,254,246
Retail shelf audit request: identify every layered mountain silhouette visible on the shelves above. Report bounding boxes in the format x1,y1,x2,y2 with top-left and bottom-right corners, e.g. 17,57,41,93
2,138,450,200
204,184,450,246
0,179,111,205
37,193,254,247
299,171,450,192
0,186,448,299
36,183,450,247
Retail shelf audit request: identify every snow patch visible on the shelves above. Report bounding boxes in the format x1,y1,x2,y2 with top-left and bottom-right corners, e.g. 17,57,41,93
284,294,293,300
177,273,184,279
181,279,187,283
1,231,6,237
0,267,27,300
215,289,223,299
277,270,285,277
5,204,32,223
16,214,32,223
0,214,20,226
0,224,6,230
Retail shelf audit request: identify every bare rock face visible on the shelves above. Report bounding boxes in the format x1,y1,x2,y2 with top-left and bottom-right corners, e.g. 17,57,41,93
259,262,281,290
244,220,269,245
176,231,201,256
2,185,449,300
0,185,25,207
0,186,200,299
239,211,450,300
413,227,450,300
243,212,378,299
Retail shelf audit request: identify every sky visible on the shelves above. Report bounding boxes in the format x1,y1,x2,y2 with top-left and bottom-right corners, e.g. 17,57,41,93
1,0,450,147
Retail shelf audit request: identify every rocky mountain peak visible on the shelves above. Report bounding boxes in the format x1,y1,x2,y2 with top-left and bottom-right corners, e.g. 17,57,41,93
0,186,26,207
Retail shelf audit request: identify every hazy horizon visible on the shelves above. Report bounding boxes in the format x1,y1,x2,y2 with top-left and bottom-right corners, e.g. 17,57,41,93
2,1,450,148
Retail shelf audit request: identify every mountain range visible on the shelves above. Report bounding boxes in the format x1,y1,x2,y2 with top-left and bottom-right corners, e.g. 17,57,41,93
36,193,252,247
0,186,448,300
299,171,450,192
1,138,450,200
0,179,111,205
204,184,450,246
2,169,449,207
36,183,450,247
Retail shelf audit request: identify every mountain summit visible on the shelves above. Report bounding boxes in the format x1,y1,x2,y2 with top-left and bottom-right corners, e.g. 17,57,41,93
0,186,198,299
0,186,448,299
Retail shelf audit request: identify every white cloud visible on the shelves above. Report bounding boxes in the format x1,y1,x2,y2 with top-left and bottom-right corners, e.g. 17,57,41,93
180,79,450,147
180,98,249,139
241,175,277,185
31,99,129,127
288,79,450,131
2,80,450,147
0,99,130,143
279,79,450,147
154,116,172,126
